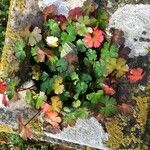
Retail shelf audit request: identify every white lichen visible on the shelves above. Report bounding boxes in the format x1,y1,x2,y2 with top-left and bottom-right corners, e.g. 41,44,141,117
109,4,150,58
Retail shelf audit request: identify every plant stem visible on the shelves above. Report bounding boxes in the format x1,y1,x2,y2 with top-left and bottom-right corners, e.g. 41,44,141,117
24,110,41,126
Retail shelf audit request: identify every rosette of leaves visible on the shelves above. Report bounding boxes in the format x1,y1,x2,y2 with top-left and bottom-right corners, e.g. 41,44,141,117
12,1,131,131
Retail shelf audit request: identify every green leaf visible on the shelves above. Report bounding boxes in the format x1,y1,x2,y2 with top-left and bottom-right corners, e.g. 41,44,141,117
78,16,97,26
14,39,26,60
84,49,97,66
86,90,104,104
56,58,68,72
93,60,106,78
75,81,88,95
25,90,34,106
82,0,97,15
75,107,89,119
76,23,92,36
75,16,96,36
72,100,81,108
40,72,49,81
80,73,92,83
100,96,117,116
61,42,77,58
28,27,42,46
63,113,76,126
61,23,77,44
96,9,109,29
31,47,37,56
86,49,97,62
40,77,54,94
35,92,46,109
63,107,71,113
76,39,87,52
101,42,118,62
59,91,70,101
7,77,20,98
45,19,61,37
70,72,79,85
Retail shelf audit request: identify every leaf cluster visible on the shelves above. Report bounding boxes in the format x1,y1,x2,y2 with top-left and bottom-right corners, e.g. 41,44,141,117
12,2,131,128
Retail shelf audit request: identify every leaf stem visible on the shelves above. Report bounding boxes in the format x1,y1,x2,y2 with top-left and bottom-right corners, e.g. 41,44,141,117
24,109,41,126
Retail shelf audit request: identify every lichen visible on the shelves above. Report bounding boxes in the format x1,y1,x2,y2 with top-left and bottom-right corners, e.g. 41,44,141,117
106,94,149,149
0,124,14,134
133,96,149,132
28,118,43,133
0,0,38,79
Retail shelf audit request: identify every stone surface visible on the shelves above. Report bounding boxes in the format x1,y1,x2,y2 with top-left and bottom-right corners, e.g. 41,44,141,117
44,118,108,149
38,0,87,17
109,4,150,57
0,102,108,149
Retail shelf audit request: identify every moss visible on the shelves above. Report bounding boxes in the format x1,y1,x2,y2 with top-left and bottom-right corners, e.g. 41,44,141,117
106,118,124,150
0,0,31,79
15,0,26,11
28,118,43,133
133,96,149,132
0,124,14,134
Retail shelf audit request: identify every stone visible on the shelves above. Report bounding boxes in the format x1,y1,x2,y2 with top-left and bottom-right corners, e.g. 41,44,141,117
38,0,87,17
108,4,150,57
44,118,108,149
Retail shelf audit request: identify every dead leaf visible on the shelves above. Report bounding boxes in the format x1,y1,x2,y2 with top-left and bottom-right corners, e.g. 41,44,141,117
43,4,57,20
117,103,133,114
43,122,61,134
0,134,8,144
101,84,115,96
110,28,125,47
37,48,46,62
18,114,33,140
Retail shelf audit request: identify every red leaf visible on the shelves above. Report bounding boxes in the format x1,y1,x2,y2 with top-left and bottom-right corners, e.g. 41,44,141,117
102,84,115,96
0,82,7,94
128,68,145,83
68,7,83,21
0,135,8,144
43,4,57,20
44,111,61,127
54,15,67,23
54,15,67,30
18,114,33,140
41,103,52,114
2,94,9,107
84,27,104,48
117,103,133,114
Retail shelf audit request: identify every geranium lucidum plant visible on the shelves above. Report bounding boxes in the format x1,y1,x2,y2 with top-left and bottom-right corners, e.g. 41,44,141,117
7,0,144,135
